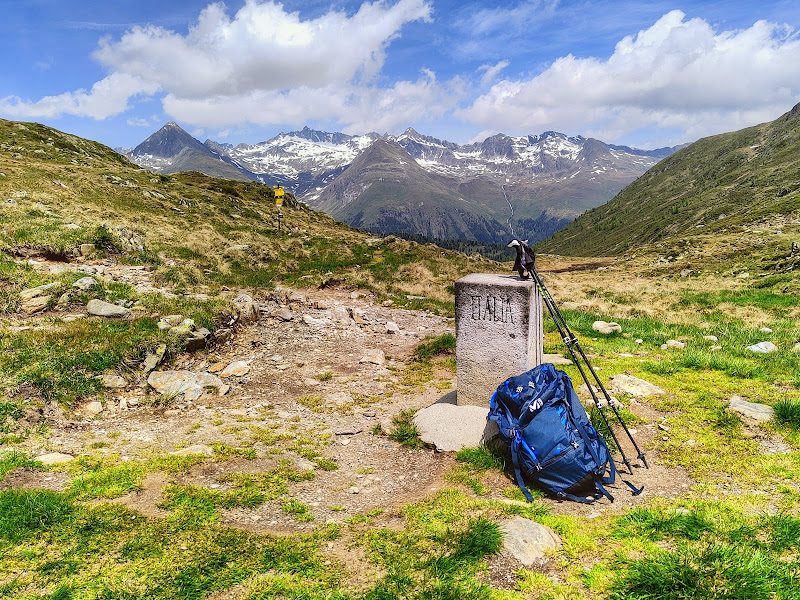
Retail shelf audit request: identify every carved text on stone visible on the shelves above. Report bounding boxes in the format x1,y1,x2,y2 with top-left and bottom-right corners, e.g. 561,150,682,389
470,295,514,324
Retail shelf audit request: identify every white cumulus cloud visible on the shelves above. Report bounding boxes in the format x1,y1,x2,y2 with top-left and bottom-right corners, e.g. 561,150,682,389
458,10,800,146
2,0,432,128
94,0,431,97
162,69,463,133
0,72,159,120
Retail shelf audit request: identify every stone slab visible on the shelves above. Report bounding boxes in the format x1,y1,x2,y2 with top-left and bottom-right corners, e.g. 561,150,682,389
455,273,543,407
414,401,498,452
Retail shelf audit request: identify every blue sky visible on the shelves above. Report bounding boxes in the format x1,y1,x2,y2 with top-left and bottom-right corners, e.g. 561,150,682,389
1,0,799,150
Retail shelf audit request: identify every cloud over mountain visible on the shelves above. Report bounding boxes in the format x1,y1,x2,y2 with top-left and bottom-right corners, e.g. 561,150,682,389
459,10,800,146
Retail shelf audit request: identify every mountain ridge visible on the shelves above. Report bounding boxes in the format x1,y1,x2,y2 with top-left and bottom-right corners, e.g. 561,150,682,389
540,102,800,256
127,122,681,244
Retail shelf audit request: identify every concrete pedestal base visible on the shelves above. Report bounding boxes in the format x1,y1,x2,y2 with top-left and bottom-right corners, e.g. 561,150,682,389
455,273,543,407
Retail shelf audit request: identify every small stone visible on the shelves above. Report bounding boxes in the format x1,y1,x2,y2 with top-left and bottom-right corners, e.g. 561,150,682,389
85,401,103,416
142,345,166,374
703,335,718,343
79,243,96,256
543,353,572,365
72,276,99,291
232,294,259,323
101,374,127,388
662,340,686,349
302,314,329,327
170,444,214,457
87,299,131,319
610,374,665,397
20,282,60,301
359,349,385,365
348,486,360,494
759,327,773,333
500,517,561,566
729,395,775,422
386,321,400,334
219,361,250,378
747,341,778,354
592,320,622,335
274,309,294,322
20,295,51,314
36,452,75,465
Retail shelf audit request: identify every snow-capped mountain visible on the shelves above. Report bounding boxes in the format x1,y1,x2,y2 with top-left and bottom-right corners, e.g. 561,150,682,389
126,122,680,244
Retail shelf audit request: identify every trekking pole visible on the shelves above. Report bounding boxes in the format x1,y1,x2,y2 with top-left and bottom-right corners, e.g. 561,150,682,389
529,267,649,471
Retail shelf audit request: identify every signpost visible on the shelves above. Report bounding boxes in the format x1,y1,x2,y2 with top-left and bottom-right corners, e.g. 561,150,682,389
274,186,284,231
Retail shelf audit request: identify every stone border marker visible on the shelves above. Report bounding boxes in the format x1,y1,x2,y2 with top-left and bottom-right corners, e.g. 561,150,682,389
455,273,543,407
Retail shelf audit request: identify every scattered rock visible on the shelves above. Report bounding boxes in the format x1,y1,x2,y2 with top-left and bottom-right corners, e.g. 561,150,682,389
759,327,773,333
609,374,665,397
84,401,104,416
702,335,719,343
219,361,250,378
101,374,127,388
232,294,259,324
72,276,99,291
170,444,214,457
79,243,96,256
662,340,686,349
747,341,778,354
386,321,400,334
142,345,167,374
20,295,51,315
302,314,329,327
500,517,561,566
592,320,622,335
147,370,227,402
359,349,385,365
20,282,60,301
729,395,775,422
36,452,75,465
274,309,294,322
87,299,131,318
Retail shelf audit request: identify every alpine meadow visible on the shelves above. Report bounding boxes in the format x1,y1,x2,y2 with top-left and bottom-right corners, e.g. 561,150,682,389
1,89,800,600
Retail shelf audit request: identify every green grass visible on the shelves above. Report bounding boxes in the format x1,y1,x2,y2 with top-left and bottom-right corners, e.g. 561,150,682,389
774,397,800,430
611,505,800,599
388,409,427,449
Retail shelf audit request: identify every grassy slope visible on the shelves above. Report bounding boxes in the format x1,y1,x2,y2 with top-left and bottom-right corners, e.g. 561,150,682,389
0,117,494,406
541,103,800,256
1,118,800,600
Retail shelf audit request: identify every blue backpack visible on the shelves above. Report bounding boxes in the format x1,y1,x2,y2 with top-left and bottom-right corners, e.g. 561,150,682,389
488,363,635,503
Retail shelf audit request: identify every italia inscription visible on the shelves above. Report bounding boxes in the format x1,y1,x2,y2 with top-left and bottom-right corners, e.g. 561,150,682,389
470,295,514,324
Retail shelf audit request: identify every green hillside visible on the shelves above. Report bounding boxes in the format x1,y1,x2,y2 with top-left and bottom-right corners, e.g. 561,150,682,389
0,117,494,405
2,118,800,600
541,103,800,256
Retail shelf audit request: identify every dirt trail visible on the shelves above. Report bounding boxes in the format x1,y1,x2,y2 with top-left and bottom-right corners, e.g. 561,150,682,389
3,256,694,532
